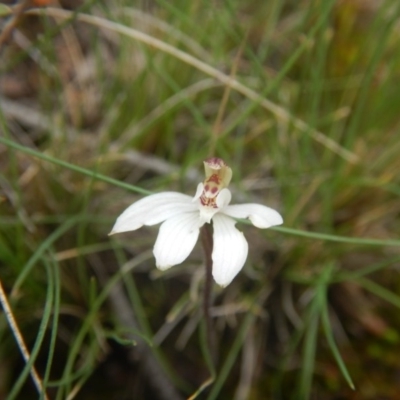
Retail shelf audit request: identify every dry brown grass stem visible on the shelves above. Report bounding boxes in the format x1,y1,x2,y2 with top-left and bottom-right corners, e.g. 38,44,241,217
27,7,360,164
0,279,49,400
209,37,246,156
121,7,211,61
0,0,33,48
116,78,220,147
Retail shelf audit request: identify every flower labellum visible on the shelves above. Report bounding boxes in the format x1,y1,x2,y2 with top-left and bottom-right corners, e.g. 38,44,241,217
110,158,283,287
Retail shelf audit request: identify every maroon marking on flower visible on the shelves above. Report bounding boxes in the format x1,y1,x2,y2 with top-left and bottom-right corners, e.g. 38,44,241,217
200,194,218,208
207,174,221,184
204,157,226,169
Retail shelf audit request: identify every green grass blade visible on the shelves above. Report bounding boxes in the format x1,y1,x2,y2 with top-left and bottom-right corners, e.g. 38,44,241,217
55,251,153,397
358,277,400,309
298,296,320,399
272,226,400,247
11,217,79,295
0,4,12,16
334,256,400,282
41,257,61,398
199,317,216,374
0,136,149,195
122,272,190,392
207,312,254,400
7,260,54,400
320,294,355,390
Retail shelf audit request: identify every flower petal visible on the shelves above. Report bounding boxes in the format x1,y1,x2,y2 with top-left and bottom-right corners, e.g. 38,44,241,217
110,192,196,234
216,188,231,208
211,214,248,287
223,203,283,228
193,183,203,202
154,212,202,270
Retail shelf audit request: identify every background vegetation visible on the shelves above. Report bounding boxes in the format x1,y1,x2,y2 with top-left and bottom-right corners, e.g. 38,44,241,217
1,0,400,399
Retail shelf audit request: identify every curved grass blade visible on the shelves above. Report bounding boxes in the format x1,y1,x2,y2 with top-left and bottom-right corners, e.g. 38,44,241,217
41,257,61,399
358,277,400,309
11,217,79,296
273,226,400,247
55,250,153,398
207,312,254,400
0,136,149,195
298,295,320,399
320,293,355,390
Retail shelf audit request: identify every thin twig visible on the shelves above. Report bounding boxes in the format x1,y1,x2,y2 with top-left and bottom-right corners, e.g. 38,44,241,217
0,279,49,400
200,224,217,366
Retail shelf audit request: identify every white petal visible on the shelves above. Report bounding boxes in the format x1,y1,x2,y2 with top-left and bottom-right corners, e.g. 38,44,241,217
223,203,283,228
154,212,201,270
193,183,203,202
216,188,231,208
110,192,196,234
211,214,248,287
199,205,218,224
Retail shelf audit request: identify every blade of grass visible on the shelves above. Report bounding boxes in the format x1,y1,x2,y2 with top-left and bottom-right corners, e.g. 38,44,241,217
357,277,400,309
273,304,309,398
41,257,61,399
97,247,186,398
343,1,400,150
298,265,333,397
116,78,219,148
0,136,149,195
26,6,359,163
272,226,400,247
55,250,153,398
65,338,105,400
122,271,190,393
207,311,255,400
11,217,79,296
0,4,12,17
197,319,216,385
333,256,400,282
298,292,320,399
320,288,355,389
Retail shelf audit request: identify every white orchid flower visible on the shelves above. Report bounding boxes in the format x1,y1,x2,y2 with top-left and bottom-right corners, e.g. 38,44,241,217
110,158,283,287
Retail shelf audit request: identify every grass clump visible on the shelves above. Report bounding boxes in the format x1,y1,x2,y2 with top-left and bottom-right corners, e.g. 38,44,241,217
1,0,400,399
